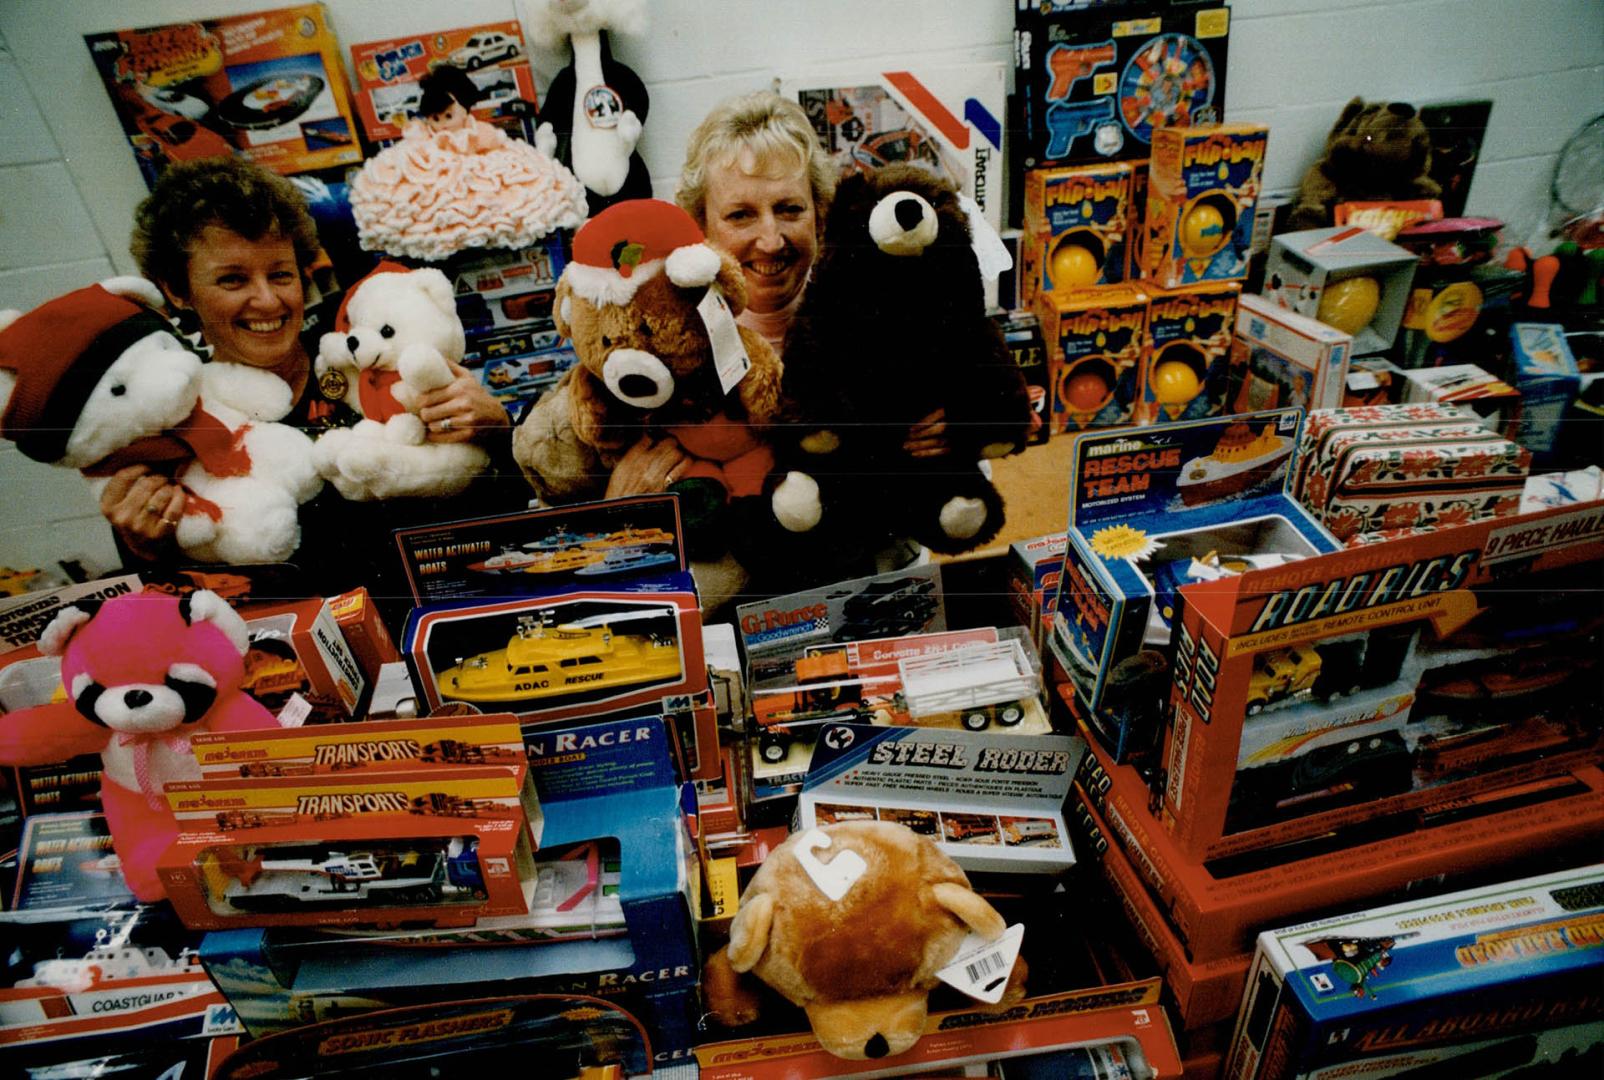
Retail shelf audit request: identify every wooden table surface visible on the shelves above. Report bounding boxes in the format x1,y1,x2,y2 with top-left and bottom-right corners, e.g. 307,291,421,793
935,437,1077,564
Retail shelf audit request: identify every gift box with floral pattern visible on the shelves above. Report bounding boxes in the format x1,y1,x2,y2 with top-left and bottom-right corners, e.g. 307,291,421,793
1293,402,1529,543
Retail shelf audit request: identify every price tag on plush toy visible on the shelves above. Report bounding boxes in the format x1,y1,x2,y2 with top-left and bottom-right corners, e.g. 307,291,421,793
794,828,867,901
276,693,312,728
699,285,751,395
937,922,1024,1004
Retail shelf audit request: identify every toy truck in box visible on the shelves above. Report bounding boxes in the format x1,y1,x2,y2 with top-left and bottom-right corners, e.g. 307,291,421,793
751,651,881,763
898,639,1040,732
213,839,485,914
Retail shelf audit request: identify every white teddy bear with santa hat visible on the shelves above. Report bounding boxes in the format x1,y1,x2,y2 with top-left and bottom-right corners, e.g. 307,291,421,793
0,277,320,564
310,264,489,500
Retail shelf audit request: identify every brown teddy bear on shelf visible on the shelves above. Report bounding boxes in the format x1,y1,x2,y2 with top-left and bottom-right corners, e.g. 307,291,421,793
1288,98,1441,231
703,821,1028,1061
511,199,785,558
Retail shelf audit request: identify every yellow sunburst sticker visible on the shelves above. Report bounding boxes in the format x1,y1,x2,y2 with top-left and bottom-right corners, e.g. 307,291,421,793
1089,524,1161,561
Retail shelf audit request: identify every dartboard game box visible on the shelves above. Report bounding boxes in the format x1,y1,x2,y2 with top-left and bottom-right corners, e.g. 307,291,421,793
1013,1,1231,169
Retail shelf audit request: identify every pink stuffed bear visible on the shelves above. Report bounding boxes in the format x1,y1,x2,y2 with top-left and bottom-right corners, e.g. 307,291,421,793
0,590,278,901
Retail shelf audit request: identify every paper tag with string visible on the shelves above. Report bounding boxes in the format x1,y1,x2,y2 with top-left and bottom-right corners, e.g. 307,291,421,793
937,923,1024,1003
699,285,751,394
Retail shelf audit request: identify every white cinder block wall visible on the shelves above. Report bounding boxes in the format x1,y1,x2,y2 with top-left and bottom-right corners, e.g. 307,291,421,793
0,0,1600,576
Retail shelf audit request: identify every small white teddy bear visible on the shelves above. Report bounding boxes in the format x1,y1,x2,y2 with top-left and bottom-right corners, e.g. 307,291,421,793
0,277,320,564
312,265,489,500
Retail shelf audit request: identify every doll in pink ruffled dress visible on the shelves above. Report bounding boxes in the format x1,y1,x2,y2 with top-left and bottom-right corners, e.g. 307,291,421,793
350,65,589,262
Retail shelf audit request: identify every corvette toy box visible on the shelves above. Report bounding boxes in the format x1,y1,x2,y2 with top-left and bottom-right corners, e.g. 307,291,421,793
696,982,1182,1080
1013,1,1231,169
85,4,362,187
1225,864,1604,1080
349,20,537,144
159,767,537,930
1293,403,1529,544
798,722,1081,875
1162,499,1604,861
1049,409,1338,762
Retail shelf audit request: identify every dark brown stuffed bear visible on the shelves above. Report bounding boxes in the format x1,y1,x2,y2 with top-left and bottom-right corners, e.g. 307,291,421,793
743,165,1031,583
1288,98,1440,231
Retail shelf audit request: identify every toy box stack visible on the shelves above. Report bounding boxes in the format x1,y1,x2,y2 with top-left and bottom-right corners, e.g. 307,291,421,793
443,237,577,423
1050,410,1339,763
84,4,362,188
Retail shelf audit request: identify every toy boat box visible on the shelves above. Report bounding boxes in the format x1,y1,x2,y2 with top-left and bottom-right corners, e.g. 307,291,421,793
1293,403,1529,544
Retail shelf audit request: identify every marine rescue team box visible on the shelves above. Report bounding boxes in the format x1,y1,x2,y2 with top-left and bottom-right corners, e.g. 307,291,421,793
85,4,362,187
798,722,1081,875
1163,499,1604,861
1226,864,1604,1080
159,767,536,931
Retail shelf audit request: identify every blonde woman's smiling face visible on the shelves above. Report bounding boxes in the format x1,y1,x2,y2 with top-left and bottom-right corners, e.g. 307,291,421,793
701,151,817,314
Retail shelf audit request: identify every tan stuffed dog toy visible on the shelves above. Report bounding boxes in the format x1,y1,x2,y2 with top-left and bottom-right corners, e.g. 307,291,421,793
704,821,1028,1061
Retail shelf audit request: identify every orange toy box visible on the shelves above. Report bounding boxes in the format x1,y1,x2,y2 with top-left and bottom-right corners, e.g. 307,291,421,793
1021,162,1134,303
85,4,362,186
695,981,1182,1079
159,767,536,931
1036,284,1148,433
1162,500,1604,862
1140,124,1267,288
1140,281,1239,424
236,597,366,721
327,587,400,686
1069,781,1250,1031
190,712,528,780
1077,716,1604,964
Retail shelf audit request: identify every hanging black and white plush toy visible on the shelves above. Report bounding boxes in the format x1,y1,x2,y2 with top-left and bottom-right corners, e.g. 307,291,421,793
526,0,652,216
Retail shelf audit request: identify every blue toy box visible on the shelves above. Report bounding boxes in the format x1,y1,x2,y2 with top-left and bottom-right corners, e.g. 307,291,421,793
1226,864,1604,1080
200,715,703,1066
1048,409,1338,761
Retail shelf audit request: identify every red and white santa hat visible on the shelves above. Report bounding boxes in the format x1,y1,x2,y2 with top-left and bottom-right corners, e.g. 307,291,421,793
563,198,723,307
0,280,178,464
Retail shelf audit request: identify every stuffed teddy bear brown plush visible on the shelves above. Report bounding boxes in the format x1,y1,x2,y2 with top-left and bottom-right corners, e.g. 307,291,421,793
703,821,1028,1061
1288,98,1441,231
512,199,785,558
767,165,1032,569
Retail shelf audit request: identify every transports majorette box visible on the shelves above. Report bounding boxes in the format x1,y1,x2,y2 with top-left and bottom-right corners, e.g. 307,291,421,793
190,713,528,780
1224,864,1604,1080
1161,499,1604,862
1077,715,1604,964
1292,403,1529,544
158,767,536,931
